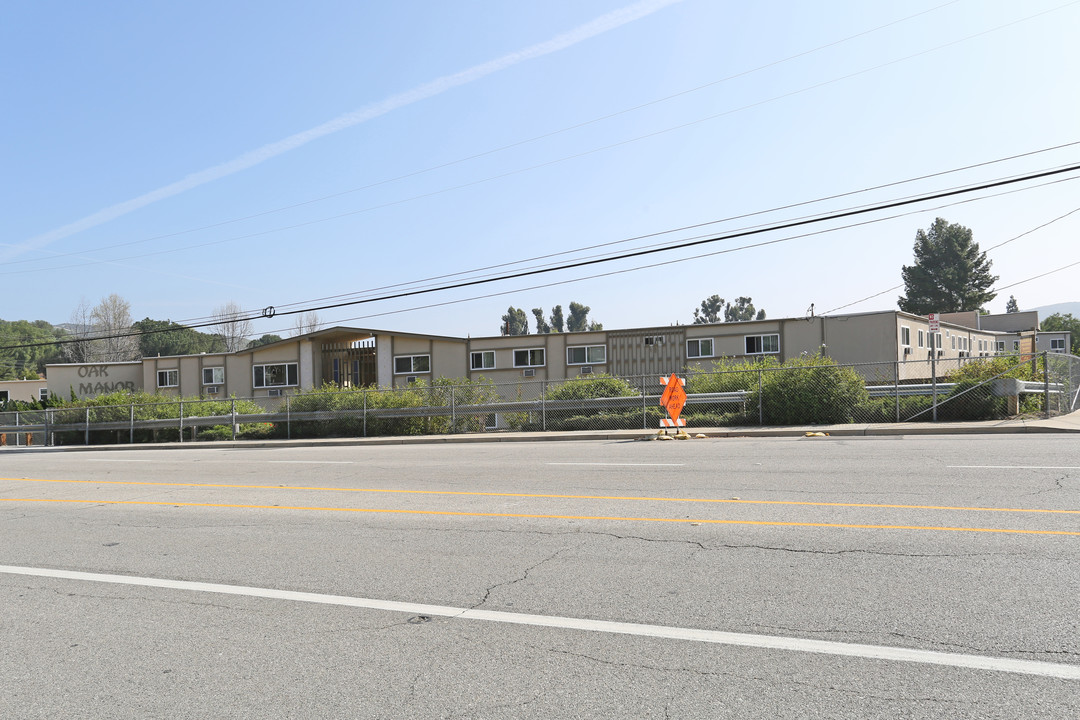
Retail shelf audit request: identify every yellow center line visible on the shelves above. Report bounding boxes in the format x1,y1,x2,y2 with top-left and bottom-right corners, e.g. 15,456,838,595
2,476,1077,516
1,497,1078,536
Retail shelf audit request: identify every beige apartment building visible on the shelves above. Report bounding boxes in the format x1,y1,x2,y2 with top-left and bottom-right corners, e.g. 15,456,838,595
40,309,1044,401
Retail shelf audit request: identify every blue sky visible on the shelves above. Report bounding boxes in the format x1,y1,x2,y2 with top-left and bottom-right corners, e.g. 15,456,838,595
3,0,1078,339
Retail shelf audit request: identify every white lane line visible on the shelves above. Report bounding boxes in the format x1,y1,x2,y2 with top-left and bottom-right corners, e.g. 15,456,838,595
546,463,685,467
949,466,1080,470
3,565,1076,680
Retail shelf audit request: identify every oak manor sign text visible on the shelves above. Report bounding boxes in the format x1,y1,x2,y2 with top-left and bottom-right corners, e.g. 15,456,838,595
75,365,137,396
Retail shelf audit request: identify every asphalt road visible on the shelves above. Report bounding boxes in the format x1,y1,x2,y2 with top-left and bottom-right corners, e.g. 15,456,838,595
2,434,1079,718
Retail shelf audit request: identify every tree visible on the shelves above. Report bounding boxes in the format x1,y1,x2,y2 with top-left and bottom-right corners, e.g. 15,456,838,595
693,295,725,324
531,308,551,334
293,311,323,337
0,319,66,380
567,302,594,332
91,294,139,362
549,305,565,333
1005,295,1019,313
500,307,529,336
693,295,766,324
725,297,764,322
212,301,253,352
1042,313,1080,355
132,318,222,357
247,334,284,349
898,218,998,314
61,298,95,363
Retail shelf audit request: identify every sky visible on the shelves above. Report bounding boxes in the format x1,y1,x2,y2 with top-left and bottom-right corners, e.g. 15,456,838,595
3,0,1079,341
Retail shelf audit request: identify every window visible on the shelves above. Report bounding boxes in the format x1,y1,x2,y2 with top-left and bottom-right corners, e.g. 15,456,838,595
39,388,48,401
394,355,430,374
157,369,179,388
470,351,495,370
935,332,943,350
901,327,910,346
253,362,299,388
918,330,925,348
996,341,1006,352
1051,338,1066,352
513,348,545,367
0,391,8,403
686,338,714,358
644,335,664,346
745,334,779,355
951,335,956,350
202,367,224,385
567,345,606,365
1013,340,1020,351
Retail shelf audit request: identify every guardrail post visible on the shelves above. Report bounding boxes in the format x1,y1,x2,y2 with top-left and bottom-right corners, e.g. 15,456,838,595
44,407,50,446
179,401,184,443
14,411,19,447
130,403,135,444
363,387,367,437
85,407,90,445
286,394,292,440
231,398,237,441
1044,352,1051,418
450,385,456,433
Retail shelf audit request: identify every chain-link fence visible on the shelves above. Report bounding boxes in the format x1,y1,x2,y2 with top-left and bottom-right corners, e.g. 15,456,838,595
1,353,1076,447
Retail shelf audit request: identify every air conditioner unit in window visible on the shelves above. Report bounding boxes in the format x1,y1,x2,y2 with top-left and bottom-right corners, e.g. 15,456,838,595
267,389,282,397
937,350,944,357
522,368,536,377
580,366,592,375
903,347,912,356
205,386,219,394
406,375,418,384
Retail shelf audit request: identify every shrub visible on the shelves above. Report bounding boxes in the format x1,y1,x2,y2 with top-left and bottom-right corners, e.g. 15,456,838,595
747,355,869,425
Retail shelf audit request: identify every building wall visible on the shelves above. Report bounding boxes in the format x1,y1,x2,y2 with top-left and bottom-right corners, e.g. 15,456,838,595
47,362,142,399
0,378,49,403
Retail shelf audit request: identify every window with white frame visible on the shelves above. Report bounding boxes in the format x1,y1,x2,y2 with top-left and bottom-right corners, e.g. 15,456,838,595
1051,338,1066,352
567,345,606,365
0,391,8,403
996,341,1006,352
202,367,224,385
39,388,48,401
394,355,430,374
686,338,714,358
253,362,298,388
157,369,179,388
935,332,943,350
745,334,779,355
513,348,545,367
918,330,925,348
470,351,495,370
901,327,911,346
1013,340,1020,351
951,335,956,350
644,335,664,346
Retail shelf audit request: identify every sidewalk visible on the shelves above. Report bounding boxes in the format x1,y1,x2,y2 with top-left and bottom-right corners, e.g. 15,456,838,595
5,411,1078,452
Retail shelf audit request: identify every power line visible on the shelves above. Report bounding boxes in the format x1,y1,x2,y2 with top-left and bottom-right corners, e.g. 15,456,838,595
4,160,1078,353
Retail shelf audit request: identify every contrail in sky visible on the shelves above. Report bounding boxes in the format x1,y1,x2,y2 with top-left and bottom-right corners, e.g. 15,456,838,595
7,0,684,261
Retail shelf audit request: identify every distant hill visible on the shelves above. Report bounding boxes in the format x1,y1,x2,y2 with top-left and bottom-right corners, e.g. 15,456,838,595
1033,302,1080,318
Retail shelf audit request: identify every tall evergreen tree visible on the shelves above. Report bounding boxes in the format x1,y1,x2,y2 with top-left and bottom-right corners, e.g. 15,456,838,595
500,307,529,336
898,218,997,314
549,305,564,333
531,308,551,334
1005,295,1019,313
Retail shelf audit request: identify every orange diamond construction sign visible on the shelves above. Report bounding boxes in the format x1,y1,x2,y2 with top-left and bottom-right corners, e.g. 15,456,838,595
659,372,687,428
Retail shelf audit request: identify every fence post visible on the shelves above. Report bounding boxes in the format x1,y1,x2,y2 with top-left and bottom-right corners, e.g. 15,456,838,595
44,407,50,446
363,387,367,437
231,398,237,440
179,401,184,443
130,403,135,444
894,360,900,423
451,385,456,433
635,375,643,431
1044,352,1051,418
541,379,547,431
14,411,19,447
85,407,90,445
758,369,763,425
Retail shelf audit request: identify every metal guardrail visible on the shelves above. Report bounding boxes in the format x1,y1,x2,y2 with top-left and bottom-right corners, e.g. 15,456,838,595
2,354,1075,446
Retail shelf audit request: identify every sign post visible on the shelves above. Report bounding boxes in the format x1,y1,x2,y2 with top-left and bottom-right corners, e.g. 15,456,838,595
659,372,687,432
